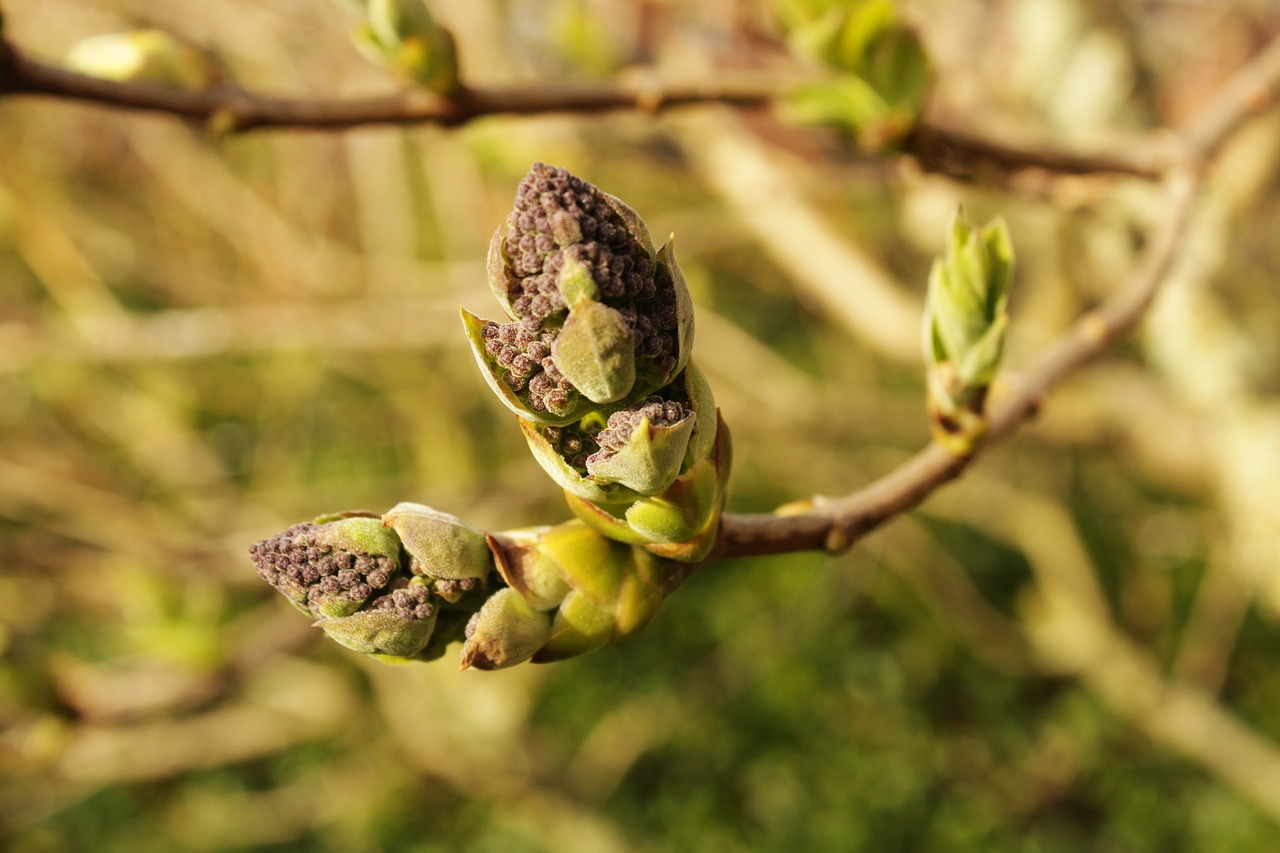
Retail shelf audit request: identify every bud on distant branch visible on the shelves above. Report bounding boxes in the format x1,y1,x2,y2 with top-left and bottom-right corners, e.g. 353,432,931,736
340,0,461,95
922,209,1015,451
779,0,931,150
64,30,214,90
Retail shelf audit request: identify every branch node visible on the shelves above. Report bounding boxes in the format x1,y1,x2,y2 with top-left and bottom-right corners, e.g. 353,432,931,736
1081,311,1109,346
823,525,853,555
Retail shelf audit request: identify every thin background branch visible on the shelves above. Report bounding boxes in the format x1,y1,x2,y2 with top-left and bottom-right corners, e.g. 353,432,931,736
0,24,1162,180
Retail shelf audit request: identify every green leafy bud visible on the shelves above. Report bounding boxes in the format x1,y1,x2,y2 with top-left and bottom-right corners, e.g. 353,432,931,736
64,30,213,90
249,516,403,619
923,209,1015,447
464,163,695,424
459,587,552,670
381,502,492,581
780,0,930,150
316,578,438,657
352,0,460,95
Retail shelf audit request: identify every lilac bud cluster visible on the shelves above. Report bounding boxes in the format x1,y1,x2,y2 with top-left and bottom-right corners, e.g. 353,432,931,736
588,396,692,469
249,521,398,618
538,423,601,475
370,581,435,622
484,163,682,413
479,319,577,416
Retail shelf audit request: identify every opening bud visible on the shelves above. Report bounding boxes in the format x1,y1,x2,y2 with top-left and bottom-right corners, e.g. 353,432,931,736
315,578,438,657
249,515,403,620
923,210,1014,447
463,163,695,425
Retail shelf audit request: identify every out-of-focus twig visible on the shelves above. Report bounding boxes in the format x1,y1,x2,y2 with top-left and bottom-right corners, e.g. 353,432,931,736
906,121,1164,180
0,34,774,129
0,28,1173,180
1000,492,1280,825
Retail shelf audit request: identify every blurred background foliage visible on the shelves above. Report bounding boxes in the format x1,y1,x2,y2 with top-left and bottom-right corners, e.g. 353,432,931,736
2,0,1280,850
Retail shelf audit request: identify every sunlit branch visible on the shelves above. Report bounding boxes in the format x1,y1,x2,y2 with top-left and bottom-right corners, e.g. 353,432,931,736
711,31,1280,561
1,31,1165,179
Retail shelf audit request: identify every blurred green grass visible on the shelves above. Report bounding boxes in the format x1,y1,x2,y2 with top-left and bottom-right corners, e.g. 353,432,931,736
3,1,1280,851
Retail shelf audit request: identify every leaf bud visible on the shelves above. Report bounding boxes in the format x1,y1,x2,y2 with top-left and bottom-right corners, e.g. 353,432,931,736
352,0,461,95
458,588,552,671
922,209,1015,446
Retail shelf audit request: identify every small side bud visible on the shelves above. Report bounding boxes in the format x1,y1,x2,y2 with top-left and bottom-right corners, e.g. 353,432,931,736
459,588,552,671
353,0,460,95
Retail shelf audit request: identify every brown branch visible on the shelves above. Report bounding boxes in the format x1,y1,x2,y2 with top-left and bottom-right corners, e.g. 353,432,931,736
1179,30,1280,162
905,122,1164,181
0,36,776,130
0,32,1167,179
